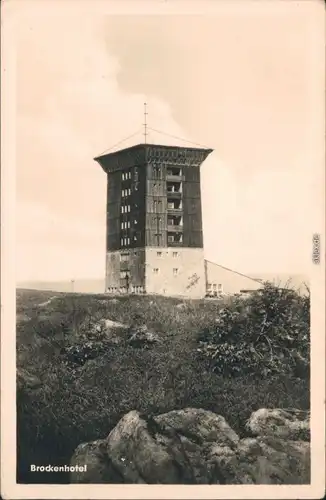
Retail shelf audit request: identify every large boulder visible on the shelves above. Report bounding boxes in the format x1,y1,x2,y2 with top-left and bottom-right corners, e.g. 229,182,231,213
210,436,310,484
70,439,124,483
75,317,128,346
71,408,239,484
88,318,127,339
127,325,160,348
70,407,310,484
245,408,310,441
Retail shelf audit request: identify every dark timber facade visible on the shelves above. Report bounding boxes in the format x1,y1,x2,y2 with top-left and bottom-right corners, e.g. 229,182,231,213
94,143,213,297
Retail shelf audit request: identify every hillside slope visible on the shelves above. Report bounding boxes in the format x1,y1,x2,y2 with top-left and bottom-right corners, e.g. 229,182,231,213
16,286,310,484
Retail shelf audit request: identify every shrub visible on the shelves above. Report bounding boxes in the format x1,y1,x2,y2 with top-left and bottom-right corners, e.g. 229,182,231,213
197,282,310,378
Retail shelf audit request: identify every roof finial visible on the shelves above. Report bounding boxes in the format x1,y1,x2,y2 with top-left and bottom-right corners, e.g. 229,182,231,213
143,102,148,144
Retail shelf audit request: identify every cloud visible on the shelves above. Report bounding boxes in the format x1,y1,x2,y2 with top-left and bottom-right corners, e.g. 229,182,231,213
15,14,195,281
14,8,321,282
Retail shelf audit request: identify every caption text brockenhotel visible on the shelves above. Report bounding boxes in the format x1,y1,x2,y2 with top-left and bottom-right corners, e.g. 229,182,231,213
30,465,87,472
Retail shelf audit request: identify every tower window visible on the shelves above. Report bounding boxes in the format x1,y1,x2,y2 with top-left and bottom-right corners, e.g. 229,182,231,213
121,206,124,213
167,167,182,176
168,232,183,244
167,199,182,210
128,188,131,196
173,252,179,258
122,173,125,181
173,268,179,275
127,205,131,212
153,268,159,274
167,181,182,193
121,238,124,246
127,237,130,245
157,251,162,257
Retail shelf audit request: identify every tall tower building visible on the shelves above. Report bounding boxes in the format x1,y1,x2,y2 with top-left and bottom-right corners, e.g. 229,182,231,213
94,143,213,298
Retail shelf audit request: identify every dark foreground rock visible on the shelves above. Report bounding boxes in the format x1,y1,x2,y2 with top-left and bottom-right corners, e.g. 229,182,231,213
245,408,310,441
70,407,310,484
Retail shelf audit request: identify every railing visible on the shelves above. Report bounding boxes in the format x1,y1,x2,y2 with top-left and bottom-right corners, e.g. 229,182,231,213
167,239,183,246
167,224,183,232
166,191,182,198
167,205,182,211
166,174,184,181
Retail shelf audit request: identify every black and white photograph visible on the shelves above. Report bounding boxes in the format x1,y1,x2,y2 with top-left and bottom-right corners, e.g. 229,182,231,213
1,0,325,498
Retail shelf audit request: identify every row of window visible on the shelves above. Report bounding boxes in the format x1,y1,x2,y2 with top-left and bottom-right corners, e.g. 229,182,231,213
121,236,139,246
122,188,131,197
107,286,144,294
120,250,180,261
120,232,182,247
156,251,179,257
153,268,179,275
121,171,132,181
120,236,182,247
121,221,131,229
207,283,223,292
121,199,183,213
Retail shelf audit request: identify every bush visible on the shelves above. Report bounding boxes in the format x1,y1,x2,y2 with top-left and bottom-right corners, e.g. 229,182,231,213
197,282,310,378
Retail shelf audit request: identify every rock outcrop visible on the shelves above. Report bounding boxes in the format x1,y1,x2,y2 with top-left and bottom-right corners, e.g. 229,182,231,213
245,408,310,441
70,407,310,484
127,325,160,348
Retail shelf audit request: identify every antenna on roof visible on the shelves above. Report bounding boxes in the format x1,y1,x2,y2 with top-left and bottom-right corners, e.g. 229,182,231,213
143,102,148,144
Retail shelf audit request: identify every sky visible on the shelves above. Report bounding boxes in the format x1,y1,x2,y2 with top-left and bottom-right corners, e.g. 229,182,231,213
12,0,325,283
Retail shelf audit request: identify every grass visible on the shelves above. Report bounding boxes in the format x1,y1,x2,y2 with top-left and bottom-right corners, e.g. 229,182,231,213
16,288,310,484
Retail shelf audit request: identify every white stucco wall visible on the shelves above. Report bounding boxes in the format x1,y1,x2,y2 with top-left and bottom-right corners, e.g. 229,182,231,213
145,247,206,298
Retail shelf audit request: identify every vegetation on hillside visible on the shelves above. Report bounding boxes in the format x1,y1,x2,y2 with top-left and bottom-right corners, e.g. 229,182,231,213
197,282,310,378
16,282,310,484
